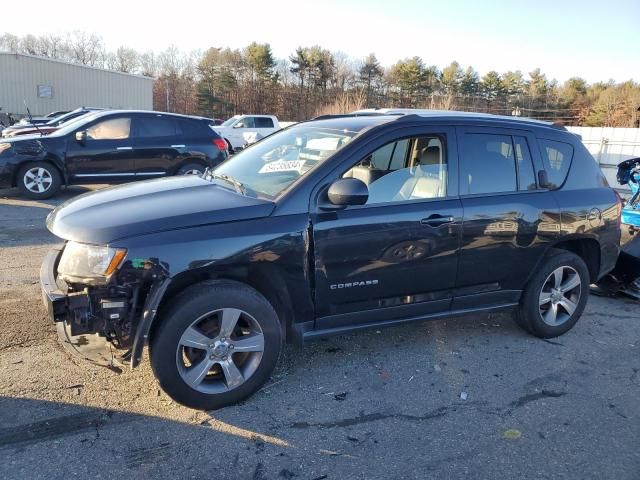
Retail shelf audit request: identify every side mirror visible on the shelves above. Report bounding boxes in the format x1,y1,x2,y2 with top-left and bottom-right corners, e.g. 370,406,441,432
538,170,550,188
75,130,87,144
233,122,244,129
327,178,369,207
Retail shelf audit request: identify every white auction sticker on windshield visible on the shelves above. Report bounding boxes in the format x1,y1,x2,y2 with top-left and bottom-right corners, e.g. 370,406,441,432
259,160,306,174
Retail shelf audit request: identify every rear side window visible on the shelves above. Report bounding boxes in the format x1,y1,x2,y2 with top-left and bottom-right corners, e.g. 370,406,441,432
539,139,574,188
137,117,179,138
255,117,274,128
459,134,517,194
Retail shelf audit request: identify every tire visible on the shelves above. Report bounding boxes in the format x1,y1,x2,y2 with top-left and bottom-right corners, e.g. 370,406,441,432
150,280,282,410
177,163,206,176
17,162,61,199
516,250,590,338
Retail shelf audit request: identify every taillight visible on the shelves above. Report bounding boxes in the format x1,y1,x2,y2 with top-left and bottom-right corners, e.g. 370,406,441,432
213,138,227,152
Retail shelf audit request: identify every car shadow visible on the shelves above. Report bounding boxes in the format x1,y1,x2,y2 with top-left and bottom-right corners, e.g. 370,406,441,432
0,396,300,478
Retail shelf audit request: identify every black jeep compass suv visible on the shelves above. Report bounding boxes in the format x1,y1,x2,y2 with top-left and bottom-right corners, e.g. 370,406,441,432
40,111,621,409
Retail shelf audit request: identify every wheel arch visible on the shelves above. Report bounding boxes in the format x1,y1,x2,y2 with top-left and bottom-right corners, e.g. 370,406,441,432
12,156,64,187
549,237,601,283
173,157,209,175
148,264,294,351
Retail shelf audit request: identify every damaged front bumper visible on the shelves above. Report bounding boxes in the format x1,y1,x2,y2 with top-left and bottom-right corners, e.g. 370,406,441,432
40,248,132,367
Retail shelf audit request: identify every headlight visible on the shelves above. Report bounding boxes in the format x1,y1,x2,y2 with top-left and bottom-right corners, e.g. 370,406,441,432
58,241,127,285
0,143,11,154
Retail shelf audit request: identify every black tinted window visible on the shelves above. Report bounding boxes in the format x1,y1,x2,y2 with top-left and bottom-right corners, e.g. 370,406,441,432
255,117,274,128
514,136,537,190
460,134,516,194
539,139,574,188
137,117,179,137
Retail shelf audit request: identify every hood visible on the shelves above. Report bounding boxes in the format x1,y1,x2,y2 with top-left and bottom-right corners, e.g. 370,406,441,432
0,136,47,155
46,175,276,245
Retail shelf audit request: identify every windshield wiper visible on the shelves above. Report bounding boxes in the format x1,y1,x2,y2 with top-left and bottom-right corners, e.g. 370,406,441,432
206,171,246,195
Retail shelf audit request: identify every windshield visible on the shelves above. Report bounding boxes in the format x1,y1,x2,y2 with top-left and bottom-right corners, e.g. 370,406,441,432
49,112,102,137
221,116,239,127
213,126,356,198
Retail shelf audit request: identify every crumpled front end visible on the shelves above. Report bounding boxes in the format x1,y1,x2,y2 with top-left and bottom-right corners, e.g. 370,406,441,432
40,246,166,368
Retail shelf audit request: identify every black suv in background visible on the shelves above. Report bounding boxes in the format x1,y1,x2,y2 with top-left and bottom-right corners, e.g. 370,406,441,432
40,111,621,409
0,110,228,198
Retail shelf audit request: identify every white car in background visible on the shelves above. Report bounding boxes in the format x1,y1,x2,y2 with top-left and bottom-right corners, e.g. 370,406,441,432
212,114,294,151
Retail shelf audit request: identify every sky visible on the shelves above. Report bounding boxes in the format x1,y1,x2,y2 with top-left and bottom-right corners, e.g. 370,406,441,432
3,0,639,83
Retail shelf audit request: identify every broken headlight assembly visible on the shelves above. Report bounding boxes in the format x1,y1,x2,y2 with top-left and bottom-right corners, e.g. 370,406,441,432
58,241,127,286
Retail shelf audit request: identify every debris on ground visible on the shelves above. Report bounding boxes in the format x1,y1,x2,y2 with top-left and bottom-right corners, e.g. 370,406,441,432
503,429,522,440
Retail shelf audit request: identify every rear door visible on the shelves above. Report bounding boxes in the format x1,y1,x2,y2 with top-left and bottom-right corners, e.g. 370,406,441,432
132,114,183,177
454,126,561,309
65,115,137,182
311,126,463,330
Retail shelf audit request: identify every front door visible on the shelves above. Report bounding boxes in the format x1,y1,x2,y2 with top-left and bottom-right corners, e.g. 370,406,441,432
66,115,136,183
311,127,462,331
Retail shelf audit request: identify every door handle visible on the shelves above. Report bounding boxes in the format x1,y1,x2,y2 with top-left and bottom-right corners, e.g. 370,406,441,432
170,144,186,148
116,146,132,150
420,214,454,227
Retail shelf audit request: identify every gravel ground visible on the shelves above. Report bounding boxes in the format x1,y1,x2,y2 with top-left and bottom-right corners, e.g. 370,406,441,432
0,185,638,479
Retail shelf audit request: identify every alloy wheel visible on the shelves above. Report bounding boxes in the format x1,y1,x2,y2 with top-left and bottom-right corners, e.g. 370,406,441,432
23,167,53,194
538,266,582,326
176,308,264,393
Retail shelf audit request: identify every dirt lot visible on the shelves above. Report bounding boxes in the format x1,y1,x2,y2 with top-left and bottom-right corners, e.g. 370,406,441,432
0,185,638,479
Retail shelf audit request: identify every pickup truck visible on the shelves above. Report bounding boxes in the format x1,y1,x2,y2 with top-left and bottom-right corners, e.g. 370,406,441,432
211,115,289,151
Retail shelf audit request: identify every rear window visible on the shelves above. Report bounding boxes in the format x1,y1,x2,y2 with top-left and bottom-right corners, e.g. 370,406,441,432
539,139,574,188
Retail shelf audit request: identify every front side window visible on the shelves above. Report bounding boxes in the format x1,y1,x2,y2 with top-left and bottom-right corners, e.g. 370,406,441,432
342,136,447,205
214,126,355,198
539,139,574,188
86,118,131,140
235,117,255,128
460,133,516,195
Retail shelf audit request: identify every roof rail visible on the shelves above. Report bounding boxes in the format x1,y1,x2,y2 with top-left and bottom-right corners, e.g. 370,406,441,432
310,112,404,121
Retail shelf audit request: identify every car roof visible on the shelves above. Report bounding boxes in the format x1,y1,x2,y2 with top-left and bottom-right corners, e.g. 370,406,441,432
88,110,213,121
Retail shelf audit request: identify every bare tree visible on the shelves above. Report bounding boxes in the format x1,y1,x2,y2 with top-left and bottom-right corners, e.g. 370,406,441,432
67,31,104,67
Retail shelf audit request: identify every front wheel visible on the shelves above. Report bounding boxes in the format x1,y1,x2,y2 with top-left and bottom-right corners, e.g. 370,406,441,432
17,162,61,199
150,280,282,410
516,250,590,338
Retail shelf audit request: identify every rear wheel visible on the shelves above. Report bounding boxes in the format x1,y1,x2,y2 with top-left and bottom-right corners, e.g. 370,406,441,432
516,250,590,338
17,162,61,199
150,280,282,410
177,163,206,175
